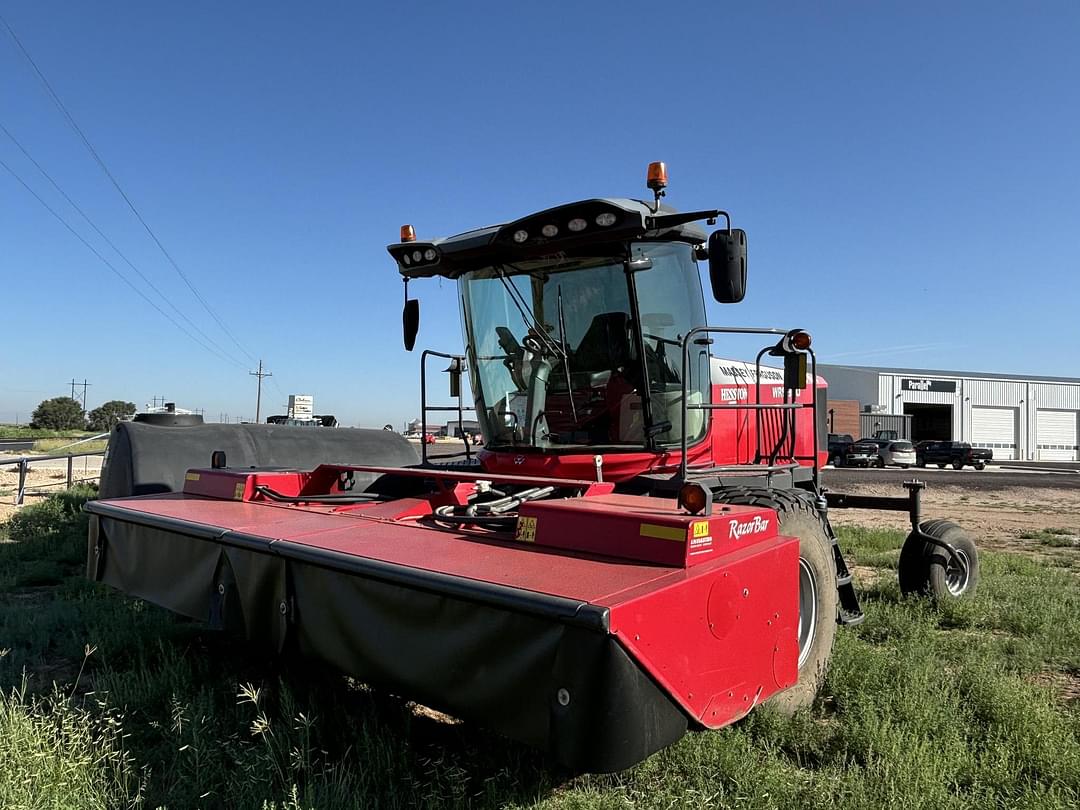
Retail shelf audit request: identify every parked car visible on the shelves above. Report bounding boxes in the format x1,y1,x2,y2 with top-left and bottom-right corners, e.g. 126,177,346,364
827,433,854,465
873,438,917,468
915,441,992,470
836,437,881,467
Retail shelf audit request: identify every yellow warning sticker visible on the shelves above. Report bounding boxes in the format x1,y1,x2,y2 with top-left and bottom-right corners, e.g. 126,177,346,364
639,523,687,542
185,472,200,482
692,520,710,539
515,515,538,543
234,482,245,500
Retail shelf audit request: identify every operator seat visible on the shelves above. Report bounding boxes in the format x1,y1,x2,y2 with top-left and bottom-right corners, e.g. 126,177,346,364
572,312,643,442
572,311,633,384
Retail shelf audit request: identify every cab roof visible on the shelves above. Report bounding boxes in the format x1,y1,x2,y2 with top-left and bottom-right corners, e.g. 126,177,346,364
389,198,708,279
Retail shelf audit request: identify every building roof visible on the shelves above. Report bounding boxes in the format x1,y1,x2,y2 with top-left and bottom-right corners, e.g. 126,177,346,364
818,363,1080,386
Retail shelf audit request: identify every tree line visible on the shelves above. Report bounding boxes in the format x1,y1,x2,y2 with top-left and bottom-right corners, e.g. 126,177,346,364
30,397,136,432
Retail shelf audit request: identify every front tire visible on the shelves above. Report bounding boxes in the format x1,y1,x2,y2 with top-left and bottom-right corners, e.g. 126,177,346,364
713,487,837,714
952,460,964,470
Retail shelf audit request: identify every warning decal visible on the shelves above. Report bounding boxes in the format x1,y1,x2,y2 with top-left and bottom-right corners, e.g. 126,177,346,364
639,523,687,542
515,516,538,543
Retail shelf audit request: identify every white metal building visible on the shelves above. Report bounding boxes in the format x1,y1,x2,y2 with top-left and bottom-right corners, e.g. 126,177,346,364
819,365,1080,462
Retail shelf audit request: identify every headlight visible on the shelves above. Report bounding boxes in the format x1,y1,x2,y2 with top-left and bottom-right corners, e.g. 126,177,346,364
541,224,559,238
567,217,587,232
423,248,437,261
512,229,529,243
595,212,617,227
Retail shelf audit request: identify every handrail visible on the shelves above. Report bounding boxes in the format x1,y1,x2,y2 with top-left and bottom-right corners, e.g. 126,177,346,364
2,448,106,505
677,325,820,484
419,349,476,466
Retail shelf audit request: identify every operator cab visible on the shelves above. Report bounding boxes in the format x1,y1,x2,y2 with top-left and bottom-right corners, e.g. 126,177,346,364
388,162,747,458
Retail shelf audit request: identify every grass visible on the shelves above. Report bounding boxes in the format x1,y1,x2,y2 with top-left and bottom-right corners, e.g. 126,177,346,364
0,426,97,440
27,437,109,454
1018,527,1079,548
0,494,1078,808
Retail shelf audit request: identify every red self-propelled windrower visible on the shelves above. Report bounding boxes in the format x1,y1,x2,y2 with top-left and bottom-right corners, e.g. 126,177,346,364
88,162,979,771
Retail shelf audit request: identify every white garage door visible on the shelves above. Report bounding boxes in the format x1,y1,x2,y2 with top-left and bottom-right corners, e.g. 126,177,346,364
1036,410,1079,461
971,406,1017,460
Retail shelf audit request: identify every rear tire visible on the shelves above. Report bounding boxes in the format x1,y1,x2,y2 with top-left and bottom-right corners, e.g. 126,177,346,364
713,487,837,714
937,463,946,469
952,460,964,470
898,519,979,599
974,463,985,470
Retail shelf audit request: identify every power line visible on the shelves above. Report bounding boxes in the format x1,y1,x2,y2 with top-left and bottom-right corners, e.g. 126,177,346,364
0,156,247,368
0,122,248,368
0,13,258,364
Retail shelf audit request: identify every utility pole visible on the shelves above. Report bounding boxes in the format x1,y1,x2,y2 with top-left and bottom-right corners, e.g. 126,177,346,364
249,360,272,424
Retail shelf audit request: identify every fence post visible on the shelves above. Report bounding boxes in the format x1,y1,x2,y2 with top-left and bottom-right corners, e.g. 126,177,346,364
67,455,74,489
17,458,27,506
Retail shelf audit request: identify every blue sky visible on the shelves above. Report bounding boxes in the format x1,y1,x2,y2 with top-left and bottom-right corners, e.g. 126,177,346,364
2,2,1077,427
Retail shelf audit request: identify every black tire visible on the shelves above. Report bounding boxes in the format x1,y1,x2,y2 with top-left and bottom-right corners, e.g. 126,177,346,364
974,463,985,471
952,460,964,470
899,464,911,469
876,456,886,468
937,463,946,469
834,455,844,468
916,457,926,468
898,519,979,600
712,487,837,714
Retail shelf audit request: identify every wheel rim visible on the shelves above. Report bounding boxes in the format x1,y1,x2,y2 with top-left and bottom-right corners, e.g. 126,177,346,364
797,558,818,668
945,548,970,596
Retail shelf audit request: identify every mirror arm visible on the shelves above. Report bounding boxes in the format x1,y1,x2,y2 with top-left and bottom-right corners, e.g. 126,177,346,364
645,209,731,231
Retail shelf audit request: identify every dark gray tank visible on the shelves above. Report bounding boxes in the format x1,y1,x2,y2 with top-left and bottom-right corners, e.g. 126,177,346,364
99,422,419,498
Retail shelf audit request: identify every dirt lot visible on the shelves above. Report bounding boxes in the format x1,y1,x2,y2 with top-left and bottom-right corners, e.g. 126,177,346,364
826,476,1080,552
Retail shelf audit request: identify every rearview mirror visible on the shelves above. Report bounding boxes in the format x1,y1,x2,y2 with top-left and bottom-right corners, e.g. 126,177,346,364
403,299,420,351
707,229,747,303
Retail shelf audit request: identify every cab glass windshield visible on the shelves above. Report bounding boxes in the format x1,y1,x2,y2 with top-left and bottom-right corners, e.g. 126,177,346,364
458,241,709,449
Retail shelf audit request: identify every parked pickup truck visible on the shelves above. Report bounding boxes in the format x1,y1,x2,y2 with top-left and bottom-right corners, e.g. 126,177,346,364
836,437,882,468
915,441,993,470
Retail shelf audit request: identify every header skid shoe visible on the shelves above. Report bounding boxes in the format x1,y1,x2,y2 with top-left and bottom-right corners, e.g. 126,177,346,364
87,465,800,772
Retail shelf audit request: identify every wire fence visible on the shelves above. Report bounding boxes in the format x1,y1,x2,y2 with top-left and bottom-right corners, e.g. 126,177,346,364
0,435,107,505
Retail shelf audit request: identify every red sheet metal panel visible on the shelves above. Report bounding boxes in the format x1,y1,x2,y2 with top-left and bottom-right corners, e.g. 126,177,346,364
608,534,800,727
518,494,778,567
99,493,684,605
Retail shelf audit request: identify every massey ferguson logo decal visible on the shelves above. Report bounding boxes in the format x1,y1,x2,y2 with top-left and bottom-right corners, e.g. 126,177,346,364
728,515,770,539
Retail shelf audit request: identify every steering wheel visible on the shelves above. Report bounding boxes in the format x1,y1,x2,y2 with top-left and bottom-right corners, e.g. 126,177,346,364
522,334,546,355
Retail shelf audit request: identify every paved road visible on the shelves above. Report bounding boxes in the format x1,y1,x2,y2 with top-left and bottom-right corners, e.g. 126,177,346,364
0,440,34,452
824,464,1080,491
